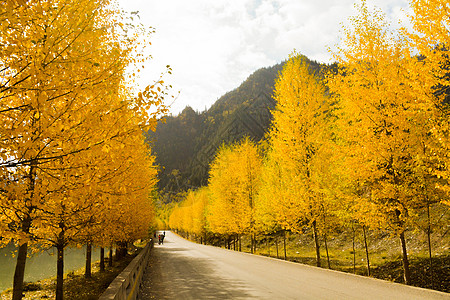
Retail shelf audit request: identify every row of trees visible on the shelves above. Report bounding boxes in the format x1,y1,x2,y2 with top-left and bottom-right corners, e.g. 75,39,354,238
0,0,169,299
168,0,449,287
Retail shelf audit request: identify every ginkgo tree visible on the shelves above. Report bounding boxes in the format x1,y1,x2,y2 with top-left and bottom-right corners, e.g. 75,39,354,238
170,187,209,242
207,138,262,252
191,187,209,244
258,53,333,267
168,203,183,233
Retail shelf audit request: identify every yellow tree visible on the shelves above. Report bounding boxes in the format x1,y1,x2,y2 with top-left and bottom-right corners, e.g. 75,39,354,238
181,197,194,236
206,145,234,236
168,204,183,233
173,187,210,242
261,53,331,267
327,0,442,284
191,187,209,244
207,138,262,251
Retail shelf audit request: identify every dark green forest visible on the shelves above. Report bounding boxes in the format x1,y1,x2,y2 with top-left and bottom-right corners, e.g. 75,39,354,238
146,56,327,201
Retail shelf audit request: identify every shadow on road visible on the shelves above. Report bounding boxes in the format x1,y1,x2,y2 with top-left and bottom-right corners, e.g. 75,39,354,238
140,243,255,299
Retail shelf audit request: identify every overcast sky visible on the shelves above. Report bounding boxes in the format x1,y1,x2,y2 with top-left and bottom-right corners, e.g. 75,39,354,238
117,0,411,115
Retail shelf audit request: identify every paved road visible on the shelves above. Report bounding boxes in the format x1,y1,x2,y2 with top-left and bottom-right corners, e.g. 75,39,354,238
139,231,449,300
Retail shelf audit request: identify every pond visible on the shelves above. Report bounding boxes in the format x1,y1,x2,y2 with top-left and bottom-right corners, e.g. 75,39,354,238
0,243,100,292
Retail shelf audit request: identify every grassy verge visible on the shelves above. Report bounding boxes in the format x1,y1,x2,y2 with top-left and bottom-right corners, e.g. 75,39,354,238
247,229,450,293
0,254,136,300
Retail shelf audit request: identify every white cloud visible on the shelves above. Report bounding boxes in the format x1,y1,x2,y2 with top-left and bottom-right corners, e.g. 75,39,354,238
117,0,410,115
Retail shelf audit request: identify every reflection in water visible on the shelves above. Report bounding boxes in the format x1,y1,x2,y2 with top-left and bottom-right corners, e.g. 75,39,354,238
0,244,100,292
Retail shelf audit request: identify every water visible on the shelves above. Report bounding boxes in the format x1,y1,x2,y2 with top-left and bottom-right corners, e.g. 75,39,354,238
0,244,100,292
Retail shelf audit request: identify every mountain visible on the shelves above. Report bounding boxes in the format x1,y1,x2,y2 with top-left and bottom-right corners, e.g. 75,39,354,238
146,56,324,201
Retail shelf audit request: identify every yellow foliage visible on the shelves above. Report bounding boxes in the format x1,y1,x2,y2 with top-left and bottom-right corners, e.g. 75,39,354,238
0,0,166,251
259,53,333,233
328,0,445,231
207,138,262,235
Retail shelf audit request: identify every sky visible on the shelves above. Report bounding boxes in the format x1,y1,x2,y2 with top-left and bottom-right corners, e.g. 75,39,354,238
116,0,411,115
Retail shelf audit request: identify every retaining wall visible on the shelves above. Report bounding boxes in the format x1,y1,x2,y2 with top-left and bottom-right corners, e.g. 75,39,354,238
98,241,153,300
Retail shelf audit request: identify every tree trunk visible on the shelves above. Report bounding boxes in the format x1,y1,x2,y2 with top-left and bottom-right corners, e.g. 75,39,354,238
108,246,113,267
13,162,36,300
321,206,330,269
122,242,128,258
116,241,127,259
85,242,92,278
399,230,411,285
352,222,356,274
323,233,331,269
275,237,279,259
238,234,241,252
426,203,434,289
362,225,371,276
12,241,28,300
312,220,321,267
100,247,105,272
56,233,65,300
283,230,287,260
251,234,256,254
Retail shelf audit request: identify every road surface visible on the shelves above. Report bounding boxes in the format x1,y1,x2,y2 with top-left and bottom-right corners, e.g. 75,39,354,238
139,231,449,300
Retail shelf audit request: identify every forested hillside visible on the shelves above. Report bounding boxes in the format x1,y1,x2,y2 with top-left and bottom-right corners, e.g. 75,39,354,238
146,57,325,199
